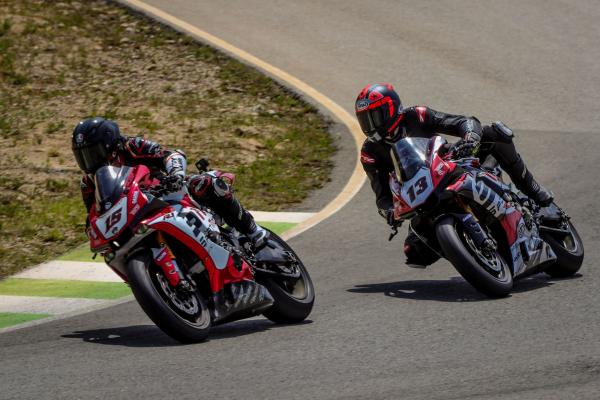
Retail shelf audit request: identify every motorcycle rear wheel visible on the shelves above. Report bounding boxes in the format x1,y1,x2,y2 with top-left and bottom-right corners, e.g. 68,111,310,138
127,252,211,343
436,216,513,298
542,221,584,278
258,230,315,324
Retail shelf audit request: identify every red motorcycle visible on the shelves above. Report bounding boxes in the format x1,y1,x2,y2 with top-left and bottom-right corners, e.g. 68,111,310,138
388,136,584,297
86,163,314,342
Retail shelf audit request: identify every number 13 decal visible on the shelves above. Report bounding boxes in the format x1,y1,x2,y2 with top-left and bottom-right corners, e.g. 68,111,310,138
406,176,429,202
401,168,434,208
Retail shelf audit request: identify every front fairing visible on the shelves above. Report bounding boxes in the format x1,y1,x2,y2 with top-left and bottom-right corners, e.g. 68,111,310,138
88,165,152,249
391,137,429,183
390,136,452,216
94,166,131,213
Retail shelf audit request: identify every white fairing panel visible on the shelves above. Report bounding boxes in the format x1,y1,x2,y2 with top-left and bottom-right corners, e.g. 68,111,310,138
95,197,128,239
147,207,230,270
400,167,434,209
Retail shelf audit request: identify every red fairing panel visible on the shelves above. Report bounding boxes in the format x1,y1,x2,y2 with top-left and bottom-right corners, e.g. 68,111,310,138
145,219,253,293
500,209,523,245
430,154,456,188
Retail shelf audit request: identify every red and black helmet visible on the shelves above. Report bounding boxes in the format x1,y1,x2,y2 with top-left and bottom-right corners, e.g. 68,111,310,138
355,83,403,141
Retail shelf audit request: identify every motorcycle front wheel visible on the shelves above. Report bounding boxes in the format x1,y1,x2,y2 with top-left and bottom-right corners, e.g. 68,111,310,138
436,216,513,298
127,252,212,343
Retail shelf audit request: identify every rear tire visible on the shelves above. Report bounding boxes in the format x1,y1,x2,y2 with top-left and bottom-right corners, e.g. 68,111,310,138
258,230,314,324
542,221,584,278
127,253,211,343
436,216,513,298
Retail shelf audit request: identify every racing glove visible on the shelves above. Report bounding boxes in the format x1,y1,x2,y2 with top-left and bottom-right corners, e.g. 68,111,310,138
451,134,479,158
382,208,402,227
163,174,185,192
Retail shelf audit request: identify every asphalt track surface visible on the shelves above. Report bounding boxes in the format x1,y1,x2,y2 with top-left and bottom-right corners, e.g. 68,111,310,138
2,1,600,399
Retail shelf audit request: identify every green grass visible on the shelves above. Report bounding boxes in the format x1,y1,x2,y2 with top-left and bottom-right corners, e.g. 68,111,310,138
59,221,298,262
59,243,102,263
0,278,131,300
261,221,297,235
0,0,333,279
0,312,50,329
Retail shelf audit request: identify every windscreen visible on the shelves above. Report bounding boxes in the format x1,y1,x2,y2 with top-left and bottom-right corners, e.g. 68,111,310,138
391,137,430,182
94,166,131,212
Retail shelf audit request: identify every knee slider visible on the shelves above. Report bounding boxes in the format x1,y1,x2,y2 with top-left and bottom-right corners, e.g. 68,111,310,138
188,174,213,198
212,177,233,199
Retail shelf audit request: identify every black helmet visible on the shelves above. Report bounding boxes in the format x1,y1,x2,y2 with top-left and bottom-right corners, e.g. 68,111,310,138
72,117,122,173
355,83,403,141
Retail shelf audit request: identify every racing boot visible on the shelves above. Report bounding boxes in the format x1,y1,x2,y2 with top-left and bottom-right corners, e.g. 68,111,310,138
247,221,269,249
486,129,553,207
223,198,270,249
507,156,553,207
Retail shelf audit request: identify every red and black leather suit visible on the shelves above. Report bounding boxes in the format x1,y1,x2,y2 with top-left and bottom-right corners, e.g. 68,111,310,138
361,105,547,265
80,136,259,235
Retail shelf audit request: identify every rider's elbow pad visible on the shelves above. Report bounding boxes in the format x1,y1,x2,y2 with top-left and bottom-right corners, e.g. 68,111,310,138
165,150,187,177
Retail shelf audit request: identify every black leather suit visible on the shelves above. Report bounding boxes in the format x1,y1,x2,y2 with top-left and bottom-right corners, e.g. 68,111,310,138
361,106,539,265
80,136,257,235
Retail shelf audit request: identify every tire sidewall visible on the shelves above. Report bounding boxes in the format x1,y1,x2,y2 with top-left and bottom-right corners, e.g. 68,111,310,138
127,253,211,343
257,230,315,323
542,221,584,277
435,216,513,297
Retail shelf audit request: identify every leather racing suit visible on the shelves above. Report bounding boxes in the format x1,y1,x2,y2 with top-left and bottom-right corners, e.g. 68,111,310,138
80,136,260,237
361,106,546,266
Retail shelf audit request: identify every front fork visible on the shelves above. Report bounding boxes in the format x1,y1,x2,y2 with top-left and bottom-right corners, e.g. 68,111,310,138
454,196,497,253
151,231,185,287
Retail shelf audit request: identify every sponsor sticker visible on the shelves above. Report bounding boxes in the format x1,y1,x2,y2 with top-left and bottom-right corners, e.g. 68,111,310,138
356,99,370,111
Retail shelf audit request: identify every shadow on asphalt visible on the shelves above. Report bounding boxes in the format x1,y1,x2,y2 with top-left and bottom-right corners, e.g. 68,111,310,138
348,274,581,302
61,319,312,347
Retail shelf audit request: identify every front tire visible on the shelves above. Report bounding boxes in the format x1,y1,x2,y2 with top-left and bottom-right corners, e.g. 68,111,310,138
127,253,211,343
258,230,314,324
436,216,513,298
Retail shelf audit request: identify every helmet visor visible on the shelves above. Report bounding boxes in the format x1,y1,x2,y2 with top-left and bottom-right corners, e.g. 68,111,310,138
73,141,109,174
357,108,385,135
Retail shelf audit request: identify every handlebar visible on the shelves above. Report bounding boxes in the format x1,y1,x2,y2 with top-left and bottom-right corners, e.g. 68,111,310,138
148,174,186,197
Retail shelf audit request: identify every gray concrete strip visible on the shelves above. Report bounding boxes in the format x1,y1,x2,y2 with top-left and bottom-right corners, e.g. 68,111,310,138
14,261,123,282
0,295,134,334
0,295,112,315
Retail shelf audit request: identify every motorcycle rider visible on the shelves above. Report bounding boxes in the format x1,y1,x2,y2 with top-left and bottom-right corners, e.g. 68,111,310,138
355,83,553,267
71,117,269,248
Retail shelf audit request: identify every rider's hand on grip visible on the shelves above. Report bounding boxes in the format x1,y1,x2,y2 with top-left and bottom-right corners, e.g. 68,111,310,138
164,174,185,192
386,208,403,228
451,139,478,159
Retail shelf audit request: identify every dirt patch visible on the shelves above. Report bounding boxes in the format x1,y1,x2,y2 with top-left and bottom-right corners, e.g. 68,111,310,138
0,0,335,277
